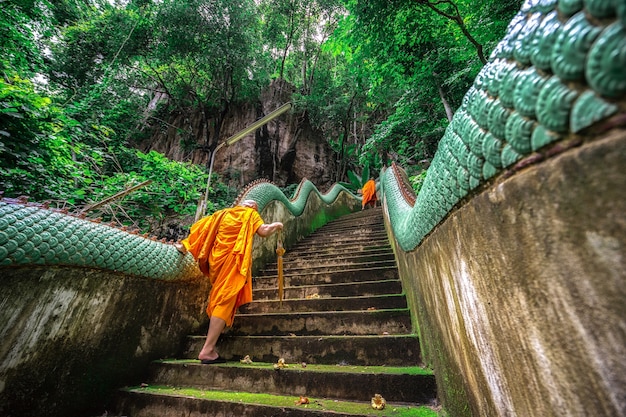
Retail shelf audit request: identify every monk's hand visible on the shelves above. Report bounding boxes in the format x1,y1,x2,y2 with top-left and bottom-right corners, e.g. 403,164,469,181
270,222,283,236
257,222,284,237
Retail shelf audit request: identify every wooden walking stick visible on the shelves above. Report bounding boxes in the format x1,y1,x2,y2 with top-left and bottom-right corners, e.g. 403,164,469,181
276,231,285,308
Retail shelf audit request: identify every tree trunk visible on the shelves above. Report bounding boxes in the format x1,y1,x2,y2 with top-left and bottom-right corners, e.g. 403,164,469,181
423,0,487,64
301,5,310,92
279,7,297,80
434,76,454,122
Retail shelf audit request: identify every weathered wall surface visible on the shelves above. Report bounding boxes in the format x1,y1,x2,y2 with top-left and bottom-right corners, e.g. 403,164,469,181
386,132,625,416
0,268,210,417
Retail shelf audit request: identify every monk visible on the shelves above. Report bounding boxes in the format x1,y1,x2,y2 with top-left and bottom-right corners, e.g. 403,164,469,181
360,178,377,210
175,200,283,364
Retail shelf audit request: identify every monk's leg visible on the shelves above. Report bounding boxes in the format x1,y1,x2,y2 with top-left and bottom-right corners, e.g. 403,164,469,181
201,272,243,361
198,316,226,361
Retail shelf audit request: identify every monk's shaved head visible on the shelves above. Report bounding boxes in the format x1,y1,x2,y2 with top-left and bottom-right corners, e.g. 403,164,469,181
240,200,258,211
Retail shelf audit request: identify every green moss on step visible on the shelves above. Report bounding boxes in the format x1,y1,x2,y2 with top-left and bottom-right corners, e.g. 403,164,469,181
158,359,433,376
126,385,439,417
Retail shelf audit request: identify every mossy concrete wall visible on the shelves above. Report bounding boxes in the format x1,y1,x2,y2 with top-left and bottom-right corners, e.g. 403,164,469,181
386,132,625,417
0,266,209,417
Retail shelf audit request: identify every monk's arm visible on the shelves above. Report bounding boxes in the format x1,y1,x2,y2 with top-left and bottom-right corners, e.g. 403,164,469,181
256,222,283,237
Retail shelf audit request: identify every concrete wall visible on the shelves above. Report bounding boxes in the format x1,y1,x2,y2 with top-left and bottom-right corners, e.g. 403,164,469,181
0,266,210,417
385,132,625,416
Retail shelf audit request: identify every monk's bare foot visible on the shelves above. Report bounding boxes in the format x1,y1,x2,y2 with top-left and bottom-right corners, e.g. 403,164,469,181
174,243,187,255
199,354,220,362
198,349,220,362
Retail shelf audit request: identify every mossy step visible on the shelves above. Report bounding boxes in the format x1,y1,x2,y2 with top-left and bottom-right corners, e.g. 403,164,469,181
273,248,395,263
184,334,422,366
230,308,412,336
240,294,407,314
143,360,436,404
318,210,382,222
314,223,384,233
145,360,436,404
252,279,404,300
317,210,383,226
259,251,396,277
314,222,383,232
116,385,438,417
309,216,383,226
254,264,398,286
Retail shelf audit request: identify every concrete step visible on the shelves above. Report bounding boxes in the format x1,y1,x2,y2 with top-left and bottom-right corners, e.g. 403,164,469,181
292,217,384,229
289,231,389,248
313,207,383,226
239,294,407,314
255,263,398,285
183,334,423,366
320,210,382,222
115,385,438,417
304,213,382,227
281,246,392,263
311,227,387,237
139,360,436,404
310,225,385,236
228,308,412,336
283,241,392,258
252,279,403,300
259,252,396,274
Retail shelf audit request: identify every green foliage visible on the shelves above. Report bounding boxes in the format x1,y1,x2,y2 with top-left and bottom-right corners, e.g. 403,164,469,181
410,170,428,195
0,66,234,235
361,89,447,168
72,149,238,233
280,183,299,199
341,161,370,191
149,0,264,105
336,0,520,173
0,0,520,236
0,69,76,201
83,150,234,232
0,1,52,77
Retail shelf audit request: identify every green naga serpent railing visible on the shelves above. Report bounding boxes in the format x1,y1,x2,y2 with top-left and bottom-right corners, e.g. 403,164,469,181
0,197,200,280
0,179,361,280
234,178,357,215
382,0,625,252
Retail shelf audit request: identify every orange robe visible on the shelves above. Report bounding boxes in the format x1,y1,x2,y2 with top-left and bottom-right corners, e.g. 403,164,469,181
361,179,377,208
181,206,264,326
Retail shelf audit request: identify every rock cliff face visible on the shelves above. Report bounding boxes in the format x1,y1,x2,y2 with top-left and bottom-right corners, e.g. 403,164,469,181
138,79,338,189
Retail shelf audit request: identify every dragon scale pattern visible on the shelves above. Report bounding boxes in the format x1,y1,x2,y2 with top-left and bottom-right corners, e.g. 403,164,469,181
235,178,357,215
0,199,199,280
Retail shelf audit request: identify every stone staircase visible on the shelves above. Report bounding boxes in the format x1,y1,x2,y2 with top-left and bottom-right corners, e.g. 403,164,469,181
112,207,438,416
